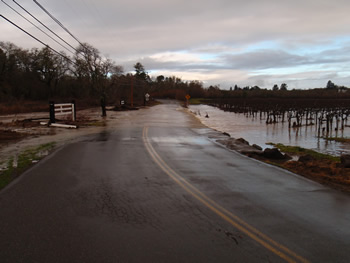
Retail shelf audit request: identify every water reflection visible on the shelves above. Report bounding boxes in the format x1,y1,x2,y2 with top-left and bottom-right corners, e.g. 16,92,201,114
190,105,350,156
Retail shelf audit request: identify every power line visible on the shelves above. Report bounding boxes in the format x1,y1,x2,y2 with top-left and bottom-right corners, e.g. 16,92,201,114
32,0,110,63
12,0,79,53
4,0,105,64
33,0,85,48
1,0,75,55
0,14,77,66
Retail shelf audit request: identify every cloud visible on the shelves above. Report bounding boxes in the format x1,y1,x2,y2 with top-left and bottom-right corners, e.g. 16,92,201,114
1,0,350,89
222,50,308,70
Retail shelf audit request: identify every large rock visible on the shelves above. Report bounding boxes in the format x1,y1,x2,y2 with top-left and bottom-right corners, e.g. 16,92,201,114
236,138,249,145
222,132,231,137
263,148,286,159
252,144,262,151
340,154,350,168
240,149,263,156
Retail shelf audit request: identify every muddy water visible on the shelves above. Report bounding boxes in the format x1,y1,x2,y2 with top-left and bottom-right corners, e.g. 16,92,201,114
0,108,137,166
190,104,350,156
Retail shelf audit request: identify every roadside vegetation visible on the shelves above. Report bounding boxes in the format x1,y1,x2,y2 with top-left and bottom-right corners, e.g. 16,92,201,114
0,142,55,190
267,143,340,162
262,143,350,193
189,98,209,105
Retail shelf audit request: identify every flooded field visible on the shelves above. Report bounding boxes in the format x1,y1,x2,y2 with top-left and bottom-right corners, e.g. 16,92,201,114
190,104,350,156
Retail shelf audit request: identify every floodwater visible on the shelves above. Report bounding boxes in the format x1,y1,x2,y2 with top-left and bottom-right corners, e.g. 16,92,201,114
0,108,115,167
190,104,350,156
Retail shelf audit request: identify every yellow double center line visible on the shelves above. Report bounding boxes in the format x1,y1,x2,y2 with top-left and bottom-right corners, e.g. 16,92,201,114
142,126,310,263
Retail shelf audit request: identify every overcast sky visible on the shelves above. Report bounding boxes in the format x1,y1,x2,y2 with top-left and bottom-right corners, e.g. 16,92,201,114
1,0,350,89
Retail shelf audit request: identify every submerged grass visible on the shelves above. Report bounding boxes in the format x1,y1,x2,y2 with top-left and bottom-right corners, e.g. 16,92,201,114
189,98,208,105
0,159,14,190
0,142,56,190
323,137,350,143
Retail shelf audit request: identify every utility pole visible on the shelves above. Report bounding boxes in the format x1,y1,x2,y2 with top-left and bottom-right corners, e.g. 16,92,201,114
131,76,134,107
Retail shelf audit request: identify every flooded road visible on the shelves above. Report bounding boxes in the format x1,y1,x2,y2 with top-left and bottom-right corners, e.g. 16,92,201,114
190,104,350,156
0,108,142,167
1,101,350,262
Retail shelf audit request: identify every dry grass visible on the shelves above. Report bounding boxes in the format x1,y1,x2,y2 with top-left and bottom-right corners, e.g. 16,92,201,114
282,160,350,193
0,101,48,114
0,130,28,142
0,99,102,115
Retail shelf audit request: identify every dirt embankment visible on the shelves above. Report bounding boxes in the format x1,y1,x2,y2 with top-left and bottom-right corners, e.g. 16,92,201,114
214,135,350,194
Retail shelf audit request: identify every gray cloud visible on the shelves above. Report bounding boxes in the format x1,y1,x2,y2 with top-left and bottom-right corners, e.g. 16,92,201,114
222,50,308,70
1,0,350,88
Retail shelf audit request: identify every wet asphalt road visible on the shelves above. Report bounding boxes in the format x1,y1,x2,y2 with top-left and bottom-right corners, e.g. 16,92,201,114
1,101,350,263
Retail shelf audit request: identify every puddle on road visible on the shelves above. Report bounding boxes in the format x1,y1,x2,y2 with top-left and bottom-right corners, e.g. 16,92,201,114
150,136,211,146
121,137,137,141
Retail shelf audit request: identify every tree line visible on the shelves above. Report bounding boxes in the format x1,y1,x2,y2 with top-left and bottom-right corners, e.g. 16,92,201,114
1,41,349,107
0,41,123,103
0,41,206,106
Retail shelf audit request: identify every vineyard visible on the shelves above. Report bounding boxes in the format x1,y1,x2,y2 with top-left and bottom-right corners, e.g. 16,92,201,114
207,97,350,137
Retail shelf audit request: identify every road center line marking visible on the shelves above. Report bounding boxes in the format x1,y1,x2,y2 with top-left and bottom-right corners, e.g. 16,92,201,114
142,126,310,263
